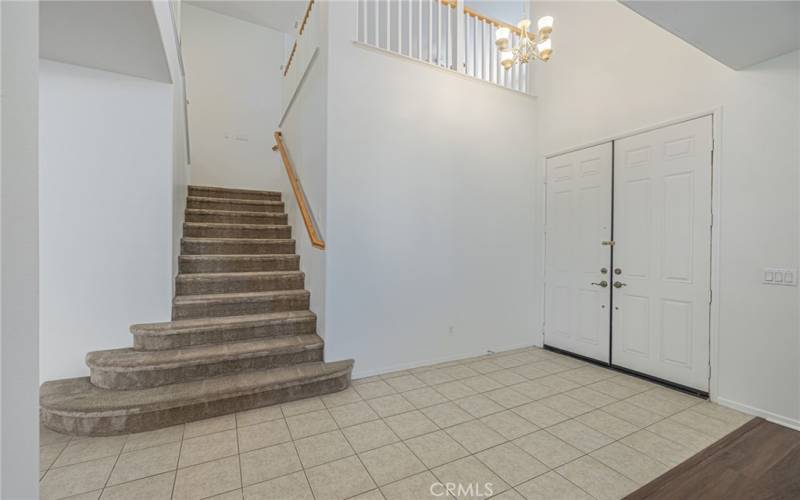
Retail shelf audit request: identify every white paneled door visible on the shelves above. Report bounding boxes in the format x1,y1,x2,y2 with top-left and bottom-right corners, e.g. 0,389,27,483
612,116,713,392
544,116,713,391
545,143,613,363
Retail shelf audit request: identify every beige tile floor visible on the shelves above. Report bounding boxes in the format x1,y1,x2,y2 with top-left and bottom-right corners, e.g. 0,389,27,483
39,346,753,500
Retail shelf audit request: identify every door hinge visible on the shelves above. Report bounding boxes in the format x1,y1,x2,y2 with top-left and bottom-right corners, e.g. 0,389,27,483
709,289,713,304
601,240,615,247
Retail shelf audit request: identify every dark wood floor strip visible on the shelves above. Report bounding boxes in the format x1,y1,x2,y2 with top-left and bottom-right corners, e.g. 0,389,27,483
624,417,773,499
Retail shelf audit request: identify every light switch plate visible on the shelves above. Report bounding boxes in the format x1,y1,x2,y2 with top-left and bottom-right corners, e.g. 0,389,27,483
763,268,798,286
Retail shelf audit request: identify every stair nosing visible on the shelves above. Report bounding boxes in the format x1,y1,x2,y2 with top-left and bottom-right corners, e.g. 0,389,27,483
187,196,283,205
131,311,317,336
179,255,299,261
189,185,282,197
185,208,286,217
88,335,324,370
184,222,291,230
177,270,304,279
173,289,310,305
182,237,295,243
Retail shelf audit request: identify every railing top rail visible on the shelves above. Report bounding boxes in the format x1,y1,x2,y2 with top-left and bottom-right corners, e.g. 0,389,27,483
284,0,315,77
272,131,325,250
439,0,533,40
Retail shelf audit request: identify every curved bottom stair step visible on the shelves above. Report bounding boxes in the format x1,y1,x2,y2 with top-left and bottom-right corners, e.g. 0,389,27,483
132,311,317,350
40,360,354,436
88,335,325,390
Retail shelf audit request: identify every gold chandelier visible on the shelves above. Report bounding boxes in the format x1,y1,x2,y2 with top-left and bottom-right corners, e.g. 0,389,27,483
495,16,553,69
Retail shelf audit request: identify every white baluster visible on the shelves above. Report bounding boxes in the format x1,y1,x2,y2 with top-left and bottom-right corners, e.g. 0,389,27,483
387,0,391,50
374,0,380,46
437,1,441,65
408,0,412,56
427,0,432,62
447,2,452,69
418,0,423,59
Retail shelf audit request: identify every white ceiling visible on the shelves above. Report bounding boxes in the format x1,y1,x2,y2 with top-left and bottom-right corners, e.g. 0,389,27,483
40,1,171,82
621,1,800,70
186,0,307,34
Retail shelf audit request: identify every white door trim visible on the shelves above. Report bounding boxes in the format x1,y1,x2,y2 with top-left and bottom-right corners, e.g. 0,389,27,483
540,107,723,400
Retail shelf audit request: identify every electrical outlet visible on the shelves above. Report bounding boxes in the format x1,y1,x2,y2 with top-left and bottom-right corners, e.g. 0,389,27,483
763,268,797,286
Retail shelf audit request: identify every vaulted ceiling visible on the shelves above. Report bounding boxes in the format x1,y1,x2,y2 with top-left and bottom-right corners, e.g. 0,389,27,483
622,1,800,70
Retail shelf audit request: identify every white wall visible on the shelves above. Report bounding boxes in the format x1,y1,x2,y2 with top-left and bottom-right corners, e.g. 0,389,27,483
532,1,800,427
153,0,191,286
182,5,286,190
325,2,540,378
1,1,40,496
39,60,173,381
279,0,329,341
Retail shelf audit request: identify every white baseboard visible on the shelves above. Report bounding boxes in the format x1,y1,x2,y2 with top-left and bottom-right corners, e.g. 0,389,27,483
716,397,800,431
349,341,540,380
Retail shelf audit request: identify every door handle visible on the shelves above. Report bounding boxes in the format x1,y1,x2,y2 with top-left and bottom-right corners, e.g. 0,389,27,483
591,281,608,288
613,281,627,288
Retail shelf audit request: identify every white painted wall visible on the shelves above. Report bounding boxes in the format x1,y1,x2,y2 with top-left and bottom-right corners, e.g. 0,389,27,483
325,2,540,378
182,5,286,190
39,60,173,381
1,1,40,496
153,0,191,287
532,0,800,427
279,0,329,341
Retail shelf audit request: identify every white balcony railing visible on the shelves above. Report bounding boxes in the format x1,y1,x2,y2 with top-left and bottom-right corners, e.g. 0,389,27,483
356,0,529,94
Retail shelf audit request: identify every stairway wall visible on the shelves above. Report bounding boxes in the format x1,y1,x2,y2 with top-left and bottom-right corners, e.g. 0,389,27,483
182,5,286,191
324,2,541,378
279,0,329,341
39,60,173,381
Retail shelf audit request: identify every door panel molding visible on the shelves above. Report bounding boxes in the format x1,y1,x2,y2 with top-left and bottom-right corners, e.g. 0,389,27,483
544,142,613,364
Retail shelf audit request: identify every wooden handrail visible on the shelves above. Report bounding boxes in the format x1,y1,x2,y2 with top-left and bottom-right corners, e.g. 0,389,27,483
299,0,315,36
284,0,315,77
439,0,534,40
283,42,297,77
272,131,325,250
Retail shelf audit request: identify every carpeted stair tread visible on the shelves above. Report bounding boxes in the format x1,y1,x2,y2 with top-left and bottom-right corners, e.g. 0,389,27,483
131,311,316,350
40,360,354,435
185,209,287,225
88,335,323,369
87,335,325,389
184,222,291,229
179,255,300,273
181,238,296,255
174,289,310,305
183,222,291,239
176,270,304,295
188,185,282,201
186,196,283,207
171,289,310,320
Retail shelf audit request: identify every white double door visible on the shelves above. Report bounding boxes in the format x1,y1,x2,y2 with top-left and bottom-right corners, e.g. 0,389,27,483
544,116,713,392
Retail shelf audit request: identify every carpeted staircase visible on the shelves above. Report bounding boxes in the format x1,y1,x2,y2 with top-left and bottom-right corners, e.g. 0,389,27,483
40,185,353,436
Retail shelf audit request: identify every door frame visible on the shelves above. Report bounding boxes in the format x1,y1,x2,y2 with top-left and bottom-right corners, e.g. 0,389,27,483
542,107,723,402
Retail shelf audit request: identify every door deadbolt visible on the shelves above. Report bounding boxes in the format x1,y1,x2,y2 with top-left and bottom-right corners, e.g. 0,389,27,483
600,267,608,274
591,281,609,288
614,268,622,275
